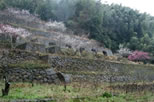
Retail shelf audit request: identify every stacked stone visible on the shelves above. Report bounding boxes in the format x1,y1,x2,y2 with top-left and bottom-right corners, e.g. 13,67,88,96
4,68,60,84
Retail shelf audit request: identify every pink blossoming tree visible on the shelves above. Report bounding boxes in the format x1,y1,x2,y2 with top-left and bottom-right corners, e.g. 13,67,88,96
128,51,150,62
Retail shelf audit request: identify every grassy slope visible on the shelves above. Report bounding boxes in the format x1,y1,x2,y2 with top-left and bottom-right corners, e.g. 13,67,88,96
0,82,154,102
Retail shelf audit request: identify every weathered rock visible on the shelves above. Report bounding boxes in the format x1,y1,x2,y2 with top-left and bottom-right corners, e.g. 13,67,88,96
63,74,71,83
16,42,46,53
46,68,56,75
56,72,71,83
102,49,113,56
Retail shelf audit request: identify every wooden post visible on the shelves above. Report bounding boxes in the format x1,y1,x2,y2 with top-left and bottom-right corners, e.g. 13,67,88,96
2,76,10,96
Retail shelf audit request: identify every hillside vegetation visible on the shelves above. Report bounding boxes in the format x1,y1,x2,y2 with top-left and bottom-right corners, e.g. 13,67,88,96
1,0,154,52
1,1,154,101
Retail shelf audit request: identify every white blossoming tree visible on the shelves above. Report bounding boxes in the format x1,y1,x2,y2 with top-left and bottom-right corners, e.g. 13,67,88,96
117,44,132,57
46,21,66,32
0,24,31,48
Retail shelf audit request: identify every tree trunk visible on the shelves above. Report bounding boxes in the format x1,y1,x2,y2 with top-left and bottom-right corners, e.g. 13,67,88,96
2,77,10,96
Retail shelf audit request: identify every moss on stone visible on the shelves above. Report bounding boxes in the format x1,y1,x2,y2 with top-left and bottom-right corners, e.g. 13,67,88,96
8,60,50,69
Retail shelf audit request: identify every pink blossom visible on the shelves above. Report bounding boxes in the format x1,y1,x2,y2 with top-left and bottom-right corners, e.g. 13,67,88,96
128,51,150,61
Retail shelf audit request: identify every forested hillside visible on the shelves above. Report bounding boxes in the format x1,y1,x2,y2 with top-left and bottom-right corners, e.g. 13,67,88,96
1,0,154,53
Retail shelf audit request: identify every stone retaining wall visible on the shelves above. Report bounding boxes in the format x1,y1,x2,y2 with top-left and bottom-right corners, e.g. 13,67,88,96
3,68,60,83
48,56,154,82
0,49,71,84
1,49,154,83
0,49,39,65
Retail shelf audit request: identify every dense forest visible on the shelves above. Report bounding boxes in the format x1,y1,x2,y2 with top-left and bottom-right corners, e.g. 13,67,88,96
1,0,154,53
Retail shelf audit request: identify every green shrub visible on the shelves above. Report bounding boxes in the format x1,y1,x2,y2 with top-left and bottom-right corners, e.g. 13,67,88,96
102,92,112,98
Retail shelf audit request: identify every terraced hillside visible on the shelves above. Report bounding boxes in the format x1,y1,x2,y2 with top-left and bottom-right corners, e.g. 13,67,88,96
0,8,106,52
0,49,154,84
0,8,154,84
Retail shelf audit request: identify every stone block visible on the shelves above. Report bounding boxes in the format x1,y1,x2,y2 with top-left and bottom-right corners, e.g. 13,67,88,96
46,68,56,75
16,42,46,53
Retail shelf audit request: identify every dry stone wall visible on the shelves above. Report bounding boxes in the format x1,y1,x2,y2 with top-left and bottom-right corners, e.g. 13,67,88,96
0,49,70,83
0,49,39,65
1,49,154,83
48,56,154,83
3,68,59,83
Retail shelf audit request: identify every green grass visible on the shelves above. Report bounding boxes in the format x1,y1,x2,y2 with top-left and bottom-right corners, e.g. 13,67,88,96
67,92,154,102
0,82,154,102
60,70,106,75
8,60,50,69
0,82,103,101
